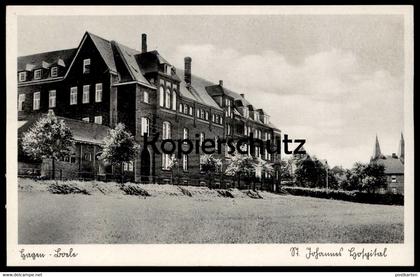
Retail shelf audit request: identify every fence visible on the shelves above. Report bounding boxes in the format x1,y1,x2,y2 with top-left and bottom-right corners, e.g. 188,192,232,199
18,168,278,191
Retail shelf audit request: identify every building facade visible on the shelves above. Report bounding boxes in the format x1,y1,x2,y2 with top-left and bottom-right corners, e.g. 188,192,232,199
17,32,281,187
370,134,404,194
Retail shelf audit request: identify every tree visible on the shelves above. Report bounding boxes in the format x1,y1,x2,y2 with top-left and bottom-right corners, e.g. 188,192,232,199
200,154,222,188
255,157,274,191
360,163,387,193
21,111,73,180
225,153,256,189
99,123,139,183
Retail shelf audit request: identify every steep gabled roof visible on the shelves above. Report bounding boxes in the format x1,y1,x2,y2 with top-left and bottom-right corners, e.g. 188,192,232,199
18,48,77,72
374,156,404,175
113,41,153,87
176,69,222,110
87,32,118,74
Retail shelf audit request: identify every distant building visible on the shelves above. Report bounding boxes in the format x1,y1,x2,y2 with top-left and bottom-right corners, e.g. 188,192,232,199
370,134,404,194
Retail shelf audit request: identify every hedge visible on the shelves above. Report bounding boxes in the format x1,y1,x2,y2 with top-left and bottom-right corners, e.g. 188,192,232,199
282,186,403,206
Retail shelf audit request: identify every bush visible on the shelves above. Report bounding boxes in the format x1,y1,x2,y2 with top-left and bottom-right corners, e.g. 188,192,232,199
217,190,234,198
48,183,90,195
120,184,150,197
282,186,403,205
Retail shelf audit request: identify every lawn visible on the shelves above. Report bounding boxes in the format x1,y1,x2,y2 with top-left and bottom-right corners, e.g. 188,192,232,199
18,180,404,244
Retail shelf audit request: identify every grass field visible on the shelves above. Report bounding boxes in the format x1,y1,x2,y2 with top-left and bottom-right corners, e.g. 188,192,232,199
18,180,404,244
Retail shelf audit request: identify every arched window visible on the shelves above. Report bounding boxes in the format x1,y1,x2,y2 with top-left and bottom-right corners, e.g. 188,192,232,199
165,88,171,109
162,121,171,139
159,86,164,107
179,103,183,113
172,89,177,111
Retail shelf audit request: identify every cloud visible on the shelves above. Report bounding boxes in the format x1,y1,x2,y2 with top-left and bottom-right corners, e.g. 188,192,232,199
168,44,404,168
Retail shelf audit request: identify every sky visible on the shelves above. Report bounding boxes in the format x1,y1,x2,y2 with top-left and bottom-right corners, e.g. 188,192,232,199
17,14,405,168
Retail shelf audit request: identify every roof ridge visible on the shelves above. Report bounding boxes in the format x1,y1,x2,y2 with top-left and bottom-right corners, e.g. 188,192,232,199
18,48,77,59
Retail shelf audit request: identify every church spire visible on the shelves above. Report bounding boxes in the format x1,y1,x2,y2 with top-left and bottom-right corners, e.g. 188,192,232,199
398,132,404,162
372,135,383,160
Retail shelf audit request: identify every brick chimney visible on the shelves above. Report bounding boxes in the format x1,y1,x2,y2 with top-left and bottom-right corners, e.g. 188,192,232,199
219,80,223,87
184,57,192,85
141,33,147,53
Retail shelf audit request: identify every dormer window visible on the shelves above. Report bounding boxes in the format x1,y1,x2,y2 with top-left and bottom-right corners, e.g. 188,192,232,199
34,69,42,80
165,64,172,75
254,112,260,122
51,66,58,77
263,115,270,124
243,107,249,118
83,59,91,74
18,72,27,82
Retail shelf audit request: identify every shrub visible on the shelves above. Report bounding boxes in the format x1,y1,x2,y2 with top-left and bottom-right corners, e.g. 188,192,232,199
282,186,403,205
48,183,90,195
120,184,150,197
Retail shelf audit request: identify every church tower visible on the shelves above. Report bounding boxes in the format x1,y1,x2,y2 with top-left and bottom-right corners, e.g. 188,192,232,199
372,135,384,160
398,132,404,163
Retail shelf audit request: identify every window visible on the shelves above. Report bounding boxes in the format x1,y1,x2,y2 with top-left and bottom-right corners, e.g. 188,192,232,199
83,85,90,103
51,67,58,77
201,109,205,119
33,92,40,110
82,117,90,122
165,88,171,109
84,153,92,161
205,111,209,121
182,154,188,171
243,107,249,118
18,94,25,111
95,83,102,102
391,176,397,183
179,103,183,113
255,112,260,122
144,91,149,103
183,104,188,114
172,90,177,110
70,87,77,105
183,128,189,140
83,59,91,74
159,86,164,107
18,72,27,82
212,114,215,122
34,69,42,80
189,106,193,116
49,90,56,108
123,161,134,172
141,117,149,136
162,154,173,170
263,115,270,124
392,188,397,194
94,116,102,125
196,109,200,118
162,121,171,139
219,116,223,125
215,136,219,151
227,124,232,136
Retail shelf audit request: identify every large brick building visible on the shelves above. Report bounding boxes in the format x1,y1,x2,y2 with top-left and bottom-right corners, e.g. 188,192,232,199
17,32,281,187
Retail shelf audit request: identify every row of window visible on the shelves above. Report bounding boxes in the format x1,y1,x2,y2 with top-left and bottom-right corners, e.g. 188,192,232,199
159,85,177,110
82,116,103,125
18,58,91,83
177,102,224,124
243,126,272,140
18,67,59,82
241,106,270,124
18,83,103,111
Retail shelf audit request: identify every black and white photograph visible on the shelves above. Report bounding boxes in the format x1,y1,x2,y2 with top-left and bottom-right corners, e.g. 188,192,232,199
5,5,414,267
